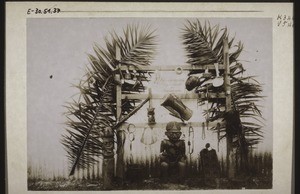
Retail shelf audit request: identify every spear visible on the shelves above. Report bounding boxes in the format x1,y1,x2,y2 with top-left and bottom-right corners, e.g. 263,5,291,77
69,96,150,176
69,107,100,176
114,96,150,129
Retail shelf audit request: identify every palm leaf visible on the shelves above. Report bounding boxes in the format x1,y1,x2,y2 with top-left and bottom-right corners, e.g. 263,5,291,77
182,19,265,149
62,24,157,173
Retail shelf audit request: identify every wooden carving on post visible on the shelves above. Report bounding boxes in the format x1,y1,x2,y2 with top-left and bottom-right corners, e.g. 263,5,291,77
61,24,157,188
182,20,264,179
102,127,114,189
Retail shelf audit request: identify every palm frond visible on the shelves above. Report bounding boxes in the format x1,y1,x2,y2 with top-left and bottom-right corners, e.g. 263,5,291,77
182,19,265,148
62,24,157,171
182,20,222,65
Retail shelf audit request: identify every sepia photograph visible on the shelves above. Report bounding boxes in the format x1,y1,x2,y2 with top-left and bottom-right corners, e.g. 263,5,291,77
26,17,273,190
5,2,293,194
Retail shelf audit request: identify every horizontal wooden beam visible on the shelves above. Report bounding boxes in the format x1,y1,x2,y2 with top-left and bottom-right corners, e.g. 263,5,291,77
121,92,225,100
119,64,225,71
119,121,225,129
198,92,226,99
122,93,197,99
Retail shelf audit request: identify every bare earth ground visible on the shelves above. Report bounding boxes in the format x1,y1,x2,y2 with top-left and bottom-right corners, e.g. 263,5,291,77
28,175,272,191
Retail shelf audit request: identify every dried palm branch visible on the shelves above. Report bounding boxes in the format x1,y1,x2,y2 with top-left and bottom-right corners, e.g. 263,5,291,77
62,24,157,175
182,19,264,150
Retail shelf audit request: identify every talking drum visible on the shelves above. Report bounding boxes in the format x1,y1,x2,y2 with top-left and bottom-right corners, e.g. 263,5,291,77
161,94,193,121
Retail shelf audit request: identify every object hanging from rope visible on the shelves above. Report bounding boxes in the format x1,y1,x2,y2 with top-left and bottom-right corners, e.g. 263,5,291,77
141,88,158,145
188,125,194,155
127,124,136,165
147,107,156,124
147,87,155,124
188,125,195,171
216,122,221,152
205,87,209,131
202,122,206,140
140,126,158,145
161,93,193,121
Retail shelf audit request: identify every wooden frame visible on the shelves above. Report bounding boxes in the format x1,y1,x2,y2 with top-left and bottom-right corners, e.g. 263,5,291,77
112,39,232,184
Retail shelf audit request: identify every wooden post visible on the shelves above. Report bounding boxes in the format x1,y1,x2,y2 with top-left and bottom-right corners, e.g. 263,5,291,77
115,45,126,182
102,45,121,189
223,38,236,179
102,127,115,190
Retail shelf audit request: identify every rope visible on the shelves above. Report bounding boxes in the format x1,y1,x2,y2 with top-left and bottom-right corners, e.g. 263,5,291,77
126,124,136,165
202,122,206,140
188,125,194,170
205,87,209,131
217,122,220,152
188,125,194,154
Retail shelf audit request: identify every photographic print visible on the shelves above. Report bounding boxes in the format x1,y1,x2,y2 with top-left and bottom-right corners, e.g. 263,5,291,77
6,2,293,194
26,17,273,190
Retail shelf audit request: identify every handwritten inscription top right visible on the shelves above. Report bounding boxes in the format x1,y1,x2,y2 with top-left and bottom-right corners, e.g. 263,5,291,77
277,14,293,28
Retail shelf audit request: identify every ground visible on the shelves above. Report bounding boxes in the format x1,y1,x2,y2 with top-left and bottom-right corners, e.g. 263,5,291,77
28,175,272,191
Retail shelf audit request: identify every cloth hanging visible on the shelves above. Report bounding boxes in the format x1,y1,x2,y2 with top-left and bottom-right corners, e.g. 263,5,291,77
200,147,220,179
140,127,158,145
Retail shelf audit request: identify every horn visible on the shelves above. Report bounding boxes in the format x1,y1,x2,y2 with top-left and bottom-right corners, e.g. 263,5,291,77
161,94,193,121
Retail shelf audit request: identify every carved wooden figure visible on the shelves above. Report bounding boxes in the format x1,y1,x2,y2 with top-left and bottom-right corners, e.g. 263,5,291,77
159,122,187,179
102,127,114,190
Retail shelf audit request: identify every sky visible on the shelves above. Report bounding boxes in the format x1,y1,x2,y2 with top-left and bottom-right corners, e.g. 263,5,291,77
27,18,272,177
